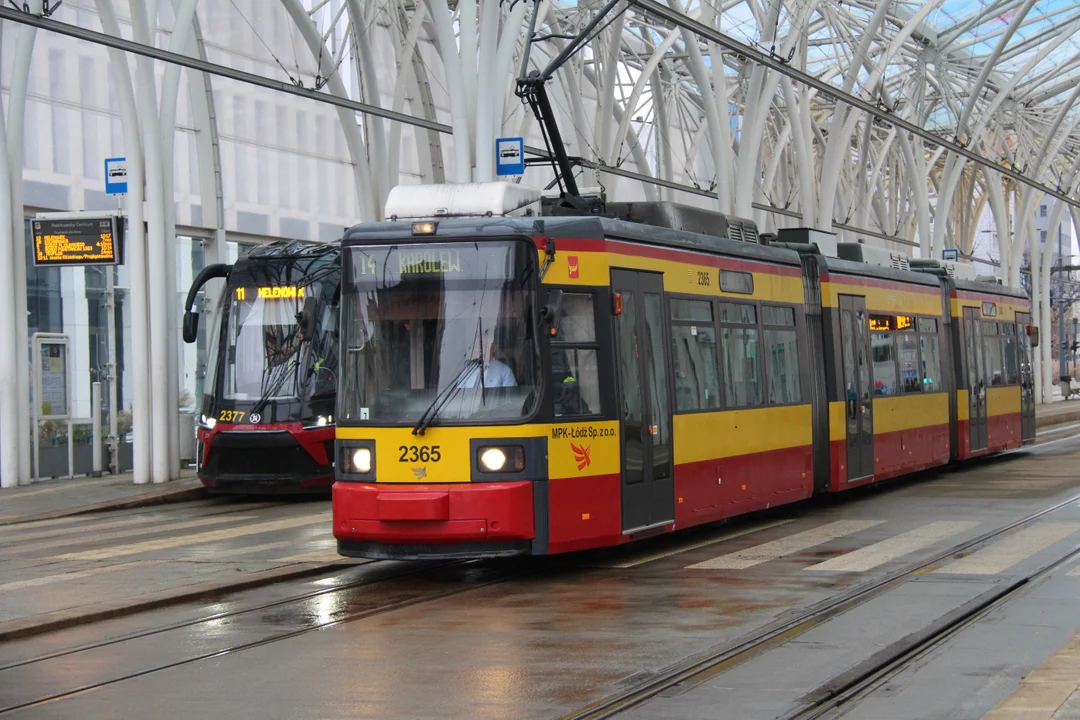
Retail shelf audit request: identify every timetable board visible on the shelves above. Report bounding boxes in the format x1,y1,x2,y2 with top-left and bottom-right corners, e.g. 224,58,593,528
32,216,123,267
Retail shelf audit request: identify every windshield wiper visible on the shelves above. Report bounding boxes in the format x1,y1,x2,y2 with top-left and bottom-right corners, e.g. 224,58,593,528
412,358,482,436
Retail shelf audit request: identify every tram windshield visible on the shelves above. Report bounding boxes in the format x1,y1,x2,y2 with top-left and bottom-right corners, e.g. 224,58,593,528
205,251,340,425
339,240,540,424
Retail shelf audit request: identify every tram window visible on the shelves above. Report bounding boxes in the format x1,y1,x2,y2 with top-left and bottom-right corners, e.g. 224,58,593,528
918,318,938,333
870,333,898,396
551,292,599,417
897,333,921,394
721,325,763,407
764,327,800,404
1002,332,1019,385
920,334,941,392
719,270,754,295
671,325,720,411
555,293,596,342
671,298,713,322
762,305,795,327
984,333,1006,386
552,348,600,417
762,305,799,404
718,302,756,325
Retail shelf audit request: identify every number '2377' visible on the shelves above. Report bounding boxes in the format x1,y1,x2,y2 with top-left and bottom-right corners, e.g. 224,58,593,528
399,445,441,462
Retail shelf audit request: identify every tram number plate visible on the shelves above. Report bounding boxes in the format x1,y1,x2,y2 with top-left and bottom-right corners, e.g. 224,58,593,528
696,271,710,286
398,445,442,463
218,410,246,422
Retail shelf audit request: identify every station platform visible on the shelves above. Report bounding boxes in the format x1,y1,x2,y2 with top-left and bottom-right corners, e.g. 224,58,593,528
0,471,204,525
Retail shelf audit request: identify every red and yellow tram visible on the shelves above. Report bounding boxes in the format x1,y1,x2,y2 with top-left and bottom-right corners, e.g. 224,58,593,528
332,184,1035,559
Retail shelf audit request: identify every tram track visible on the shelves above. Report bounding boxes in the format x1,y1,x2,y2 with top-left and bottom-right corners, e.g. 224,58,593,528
781,542,1080,720
0,556,546,715
559,483,1080,720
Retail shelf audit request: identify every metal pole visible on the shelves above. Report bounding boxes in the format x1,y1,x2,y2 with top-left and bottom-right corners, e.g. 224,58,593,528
1073,317,1078,378
66,415,73,480
91,381,102,476
105,263,119,474
1060,226,1067,382
31,335,39,483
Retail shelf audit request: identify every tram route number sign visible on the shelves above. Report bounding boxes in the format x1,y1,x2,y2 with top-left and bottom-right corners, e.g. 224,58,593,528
32,216,123,267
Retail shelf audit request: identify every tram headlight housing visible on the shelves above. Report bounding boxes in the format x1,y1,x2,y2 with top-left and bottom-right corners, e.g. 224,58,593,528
337,441,375,480
477,445,525,473
199,415,216,431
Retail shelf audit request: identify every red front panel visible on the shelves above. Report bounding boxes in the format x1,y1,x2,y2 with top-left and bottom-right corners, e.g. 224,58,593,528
547,473,622,554
333,481,535,545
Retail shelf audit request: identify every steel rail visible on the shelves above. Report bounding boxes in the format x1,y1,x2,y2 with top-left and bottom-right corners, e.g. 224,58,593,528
783,542,1080,720
0,558,449,673
0,558,542,715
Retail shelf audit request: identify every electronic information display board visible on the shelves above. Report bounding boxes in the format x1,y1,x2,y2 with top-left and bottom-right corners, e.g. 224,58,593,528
32,216,123,267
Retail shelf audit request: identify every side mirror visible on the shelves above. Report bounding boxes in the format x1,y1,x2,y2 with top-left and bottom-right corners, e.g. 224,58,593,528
298,296,318,342
541,289,564,337
1028,325,1040,348
183,311,199,344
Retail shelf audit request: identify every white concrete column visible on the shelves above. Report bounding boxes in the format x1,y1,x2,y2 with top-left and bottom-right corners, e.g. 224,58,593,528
0,101,19,489
130,0,171,483
95,0,152,484
8,0,46,485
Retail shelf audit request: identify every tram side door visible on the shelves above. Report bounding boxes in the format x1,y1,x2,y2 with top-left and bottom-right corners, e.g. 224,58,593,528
839,295,874,482
611,269,675,533
1017,312,1036,442
963,307,988,452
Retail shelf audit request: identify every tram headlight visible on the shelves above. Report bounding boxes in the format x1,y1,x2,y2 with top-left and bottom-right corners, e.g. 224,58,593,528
352,448,372,474
477,446,525,473
199,415,216,430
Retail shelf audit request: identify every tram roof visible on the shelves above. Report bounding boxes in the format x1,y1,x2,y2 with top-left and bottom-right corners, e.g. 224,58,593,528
343,215,804,269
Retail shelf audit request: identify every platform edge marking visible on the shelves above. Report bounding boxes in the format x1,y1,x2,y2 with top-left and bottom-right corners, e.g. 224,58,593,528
806,521,981,573
982,632,1080,719
934,523,1080,576
686,520,885,570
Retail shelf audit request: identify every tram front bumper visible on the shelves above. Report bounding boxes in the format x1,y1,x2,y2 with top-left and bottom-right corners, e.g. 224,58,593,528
332,481,535,548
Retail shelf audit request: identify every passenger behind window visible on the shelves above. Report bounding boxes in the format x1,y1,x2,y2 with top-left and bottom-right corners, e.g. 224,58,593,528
551,293,600,417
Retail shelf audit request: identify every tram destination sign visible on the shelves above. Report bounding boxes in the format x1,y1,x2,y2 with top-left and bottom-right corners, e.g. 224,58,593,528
32,216,123,267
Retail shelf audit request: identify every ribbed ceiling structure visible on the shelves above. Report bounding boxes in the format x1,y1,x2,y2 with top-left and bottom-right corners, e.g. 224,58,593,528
268,0,1080,290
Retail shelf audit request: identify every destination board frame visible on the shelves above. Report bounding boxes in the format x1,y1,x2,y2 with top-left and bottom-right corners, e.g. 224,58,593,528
31,215,124,267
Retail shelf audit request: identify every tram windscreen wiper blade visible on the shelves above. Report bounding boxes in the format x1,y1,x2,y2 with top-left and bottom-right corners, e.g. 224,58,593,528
412,358,482,436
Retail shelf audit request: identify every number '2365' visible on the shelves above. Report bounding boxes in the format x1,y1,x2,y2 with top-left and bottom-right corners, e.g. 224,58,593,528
399,445,441,462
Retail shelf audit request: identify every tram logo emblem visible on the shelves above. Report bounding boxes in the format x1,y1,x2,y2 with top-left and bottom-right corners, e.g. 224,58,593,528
411,466,428,479
571,442,591,470
567,256,580,279
249,413,261,424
